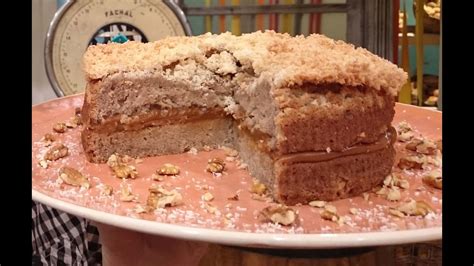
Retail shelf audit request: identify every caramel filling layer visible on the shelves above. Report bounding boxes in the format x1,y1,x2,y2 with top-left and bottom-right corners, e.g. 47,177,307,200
276,127,396,164
86,107,227,133
86,104,396,165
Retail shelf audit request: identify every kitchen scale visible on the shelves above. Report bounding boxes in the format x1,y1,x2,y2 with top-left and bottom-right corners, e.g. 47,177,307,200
45,0,192,97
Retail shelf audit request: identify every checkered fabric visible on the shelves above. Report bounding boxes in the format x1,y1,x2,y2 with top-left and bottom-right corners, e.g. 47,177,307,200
31,201,102,265
31,201,440,265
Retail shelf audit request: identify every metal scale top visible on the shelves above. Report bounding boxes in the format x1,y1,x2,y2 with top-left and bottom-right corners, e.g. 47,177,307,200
45,0,192,96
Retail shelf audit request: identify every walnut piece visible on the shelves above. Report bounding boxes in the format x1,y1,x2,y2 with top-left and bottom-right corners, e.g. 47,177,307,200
396,178,410,189
398,156,425,170
320,210,339,222
157,163,180,176
74,107,82,116
376,186,388,196
398,131,414,142
65,120,78,129
73,114,83,126
43,133,56,143
386,188,401,201
222,146,239,157
383,175,393,186
101,185,113,196
120,186,135,202
206,158,225,173
134,205,148,214
59,167,89,188
362,193,370,201
53,123,67,133
72,107,83,125
203,203,217,214
113,164,138,179
309,200,326,208
202,192,214,202
397,121,413,134
44,144,69,161
405,138,423,151
107,154,138,179
250,180,267,195
259,205,297,226
67,114,83,127
377,174,408,201
435,139,442,153
147,185,183,209
187,147,198,155
42,137,54,147
38,160,48,169
396,122,415,142
386,174,410,189
422,170,442,189
349,208,359,215
324,204,337,214
415,140,438,155
406,137,438,155
388,208,406,218
391,199,434,217
106,154,121,168
320,204,343,224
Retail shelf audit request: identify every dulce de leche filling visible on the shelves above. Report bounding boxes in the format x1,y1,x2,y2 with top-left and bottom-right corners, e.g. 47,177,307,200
277,127,396,164
85,107,227,133
85,103,396,166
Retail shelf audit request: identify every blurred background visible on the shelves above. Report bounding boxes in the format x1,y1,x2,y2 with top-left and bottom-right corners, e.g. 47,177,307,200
32,0,441,109
32,0,58,104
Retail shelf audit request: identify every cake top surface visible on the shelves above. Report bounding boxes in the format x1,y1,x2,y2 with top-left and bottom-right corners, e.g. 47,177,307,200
83,31,407,95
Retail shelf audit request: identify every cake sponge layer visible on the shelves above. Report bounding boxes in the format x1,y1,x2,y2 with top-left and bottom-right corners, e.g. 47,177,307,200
83,119,395,205
274,146,396,205
274,85,395,154
236,124,396,205
82,118,235,163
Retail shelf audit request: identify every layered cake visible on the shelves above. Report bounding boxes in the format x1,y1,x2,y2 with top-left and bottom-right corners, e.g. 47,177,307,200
81,31,407,205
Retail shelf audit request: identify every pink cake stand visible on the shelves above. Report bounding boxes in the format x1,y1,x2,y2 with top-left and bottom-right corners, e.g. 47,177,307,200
32,94,442,265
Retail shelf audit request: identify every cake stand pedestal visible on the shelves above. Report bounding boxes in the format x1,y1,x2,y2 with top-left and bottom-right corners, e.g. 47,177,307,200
95,223,209,266
96,223,391,266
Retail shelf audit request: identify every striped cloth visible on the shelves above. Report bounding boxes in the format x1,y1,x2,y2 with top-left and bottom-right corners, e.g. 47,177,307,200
32,201,102,265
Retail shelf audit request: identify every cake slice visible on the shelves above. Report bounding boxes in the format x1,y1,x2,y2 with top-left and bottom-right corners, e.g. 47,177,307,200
81,31,407,205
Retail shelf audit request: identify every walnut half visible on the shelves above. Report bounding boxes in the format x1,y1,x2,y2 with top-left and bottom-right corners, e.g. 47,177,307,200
107,154,138,179
259,205,297,226
206,158,225,173
147,185,183,210
389,199,434,217
157,163,180,176
58,167,89,188
422,170,442,189
398,155,425,170
53,123,67,133
44,144,69,161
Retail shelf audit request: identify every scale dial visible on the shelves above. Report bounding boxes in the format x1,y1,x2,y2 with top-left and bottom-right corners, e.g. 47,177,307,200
45,0,191,96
